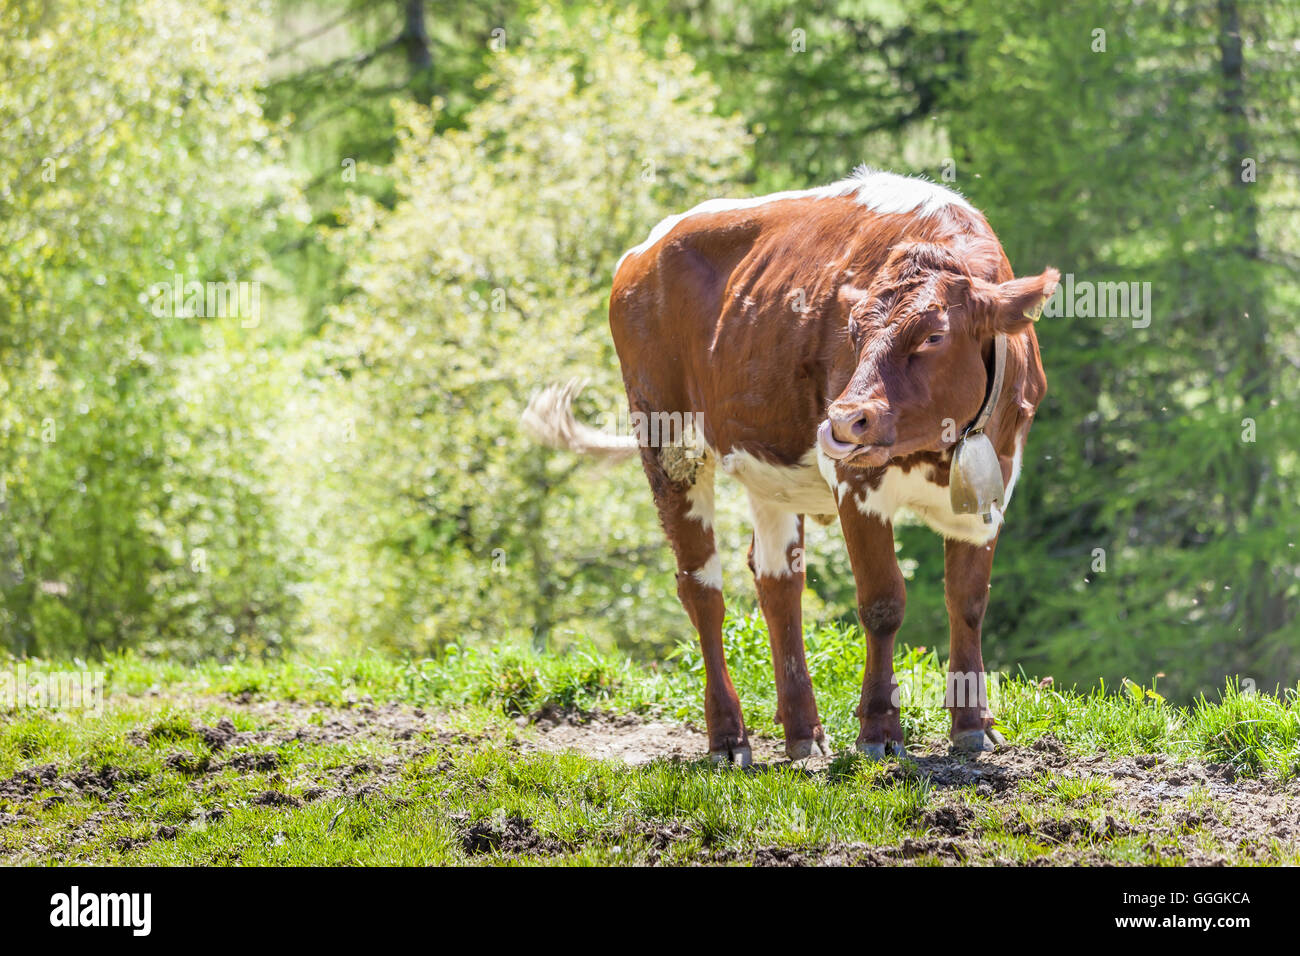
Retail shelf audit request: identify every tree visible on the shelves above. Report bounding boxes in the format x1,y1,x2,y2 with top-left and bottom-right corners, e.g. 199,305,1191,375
0,0,305,657
321,2,751,651
935,0,1300,697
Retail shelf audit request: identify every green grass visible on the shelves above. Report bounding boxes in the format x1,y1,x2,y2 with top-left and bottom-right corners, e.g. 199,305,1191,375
1018,771,1116,806
76,613,1298,770
1,612,1298,866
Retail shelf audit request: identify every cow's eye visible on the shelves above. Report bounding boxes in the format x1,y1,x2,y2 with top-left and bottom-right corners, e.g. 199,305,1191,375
923,333,945,347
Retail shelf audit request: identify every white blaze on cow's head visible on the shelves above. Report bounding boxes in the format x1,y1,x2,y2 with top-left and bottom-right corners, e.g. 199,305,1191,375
819,243,1058,468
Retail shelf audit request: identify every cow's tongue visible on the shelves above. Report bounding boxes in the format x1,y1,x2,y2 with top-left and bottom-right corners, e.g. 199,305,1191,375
817,420,864,460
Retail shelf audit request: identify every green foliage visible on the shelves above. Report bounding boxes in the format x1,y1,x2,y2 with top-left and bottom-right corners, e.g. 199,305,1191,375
319,3,749,651
0,0,1295,708
936,0,1300,698
647,0,969,192
0,0,305,658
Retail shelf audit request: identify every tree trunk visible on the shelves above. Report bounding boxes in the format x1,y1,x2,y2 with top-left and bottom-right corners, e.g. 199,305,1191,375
402,0,434,103
1216,0,1287,641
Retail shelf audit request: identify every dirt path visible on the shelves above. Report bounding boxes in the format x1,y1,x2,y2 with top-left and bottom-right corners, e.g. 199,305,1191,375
516,712,806,766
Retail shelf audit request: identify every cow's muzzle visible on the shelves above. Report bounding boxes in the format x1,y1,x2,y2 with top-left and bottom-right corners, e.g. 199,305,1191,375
819,400,895,462
817,420,894,466
827,399,894,444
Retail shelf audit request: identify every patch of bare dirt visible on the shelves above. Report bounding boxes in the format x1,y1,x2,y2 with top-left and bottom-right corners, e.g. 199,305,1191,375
0,763,59,799
227,751,282,772
198,718,240,751
0,762,144,805
251,790,303,808
516,709,827,768
454,811,566,856
519,713,711,766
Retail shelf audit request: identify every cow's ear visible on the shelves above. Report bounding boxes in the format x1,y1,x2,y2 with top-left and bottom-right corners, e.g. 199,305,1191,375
836,283,871,340
950,268,1060,336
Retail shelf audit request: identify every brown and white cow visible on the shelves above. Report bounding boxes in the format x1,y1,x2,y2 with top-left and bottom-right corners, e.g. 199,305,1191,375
525,167,1058,764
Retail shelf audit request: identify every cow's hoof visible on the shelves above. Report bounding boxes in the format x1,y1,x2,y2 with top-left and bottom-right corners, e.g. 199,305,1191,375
786,737,831,760
709,744,752,768
858,742,886,760
856,740,909,761
950,728,998,753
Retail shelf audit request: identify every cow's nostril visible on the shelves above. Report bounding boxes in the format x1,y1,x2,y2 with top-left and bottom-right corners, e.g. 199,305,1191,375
829,407,872,445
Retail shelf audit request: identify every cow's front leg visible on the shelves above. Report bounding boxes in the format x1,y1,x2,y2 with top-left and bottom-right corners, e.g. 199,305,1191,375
839,502,907,759
944,536,1001,752
748,500,828,760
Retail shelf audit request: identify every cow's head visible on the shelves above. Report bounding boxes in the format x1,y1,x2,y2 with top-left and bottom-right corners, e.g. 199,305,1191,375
819,242,1058,468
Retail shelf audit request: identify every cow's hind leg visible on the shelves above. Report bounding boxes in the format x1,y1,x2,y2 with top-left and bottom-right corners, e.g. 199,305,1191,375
639,444,750,766
748,497,828,759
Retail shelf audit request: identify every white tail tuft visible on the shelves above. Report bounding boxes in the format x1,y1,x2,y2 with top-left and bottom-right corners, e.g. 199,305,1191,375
521,379,640,463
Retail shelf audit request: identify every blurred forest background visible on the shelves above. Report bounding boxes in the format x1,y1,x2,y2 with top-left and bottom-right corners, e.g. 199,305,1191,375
2,0,1297,701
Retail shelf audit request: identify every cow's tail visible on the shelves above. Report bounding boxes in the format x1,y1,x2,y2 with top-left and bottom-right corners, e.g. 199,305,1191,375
521,379,640,463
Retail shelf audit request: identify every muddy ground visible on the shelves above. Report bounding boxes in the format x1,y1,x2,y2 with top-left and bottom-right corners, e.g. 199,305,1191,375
518,708,1300,865
3,697,1297,865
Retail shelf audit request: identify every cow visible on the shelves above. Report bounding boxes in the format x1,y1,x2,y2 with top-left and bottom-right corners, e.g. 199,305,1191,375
524,167,1058,765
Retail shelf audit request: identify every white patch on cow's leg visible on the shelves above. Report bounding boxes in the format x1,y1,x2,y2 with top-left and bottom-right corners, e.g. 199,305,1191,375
676,442,717,530
684,456,716,530
691,552,722,591
748,495,801,579
677,448,719,589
